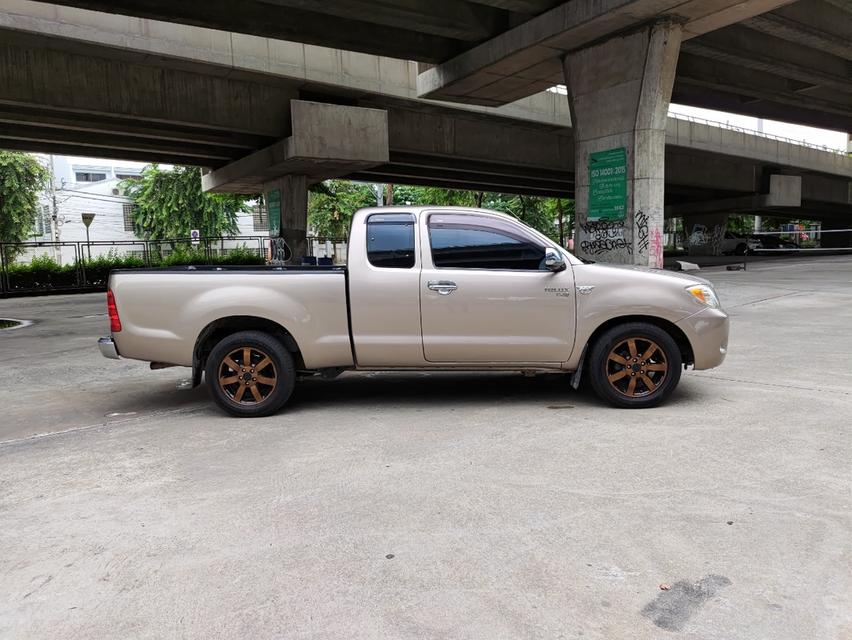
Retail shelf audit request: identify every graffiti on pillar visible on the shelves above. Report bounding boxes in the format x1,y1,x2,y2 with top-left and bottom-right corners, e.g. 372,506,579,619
635,210,649,254
688,224,725,254
650,228,664,267
579,219,632,256
269,237,292,265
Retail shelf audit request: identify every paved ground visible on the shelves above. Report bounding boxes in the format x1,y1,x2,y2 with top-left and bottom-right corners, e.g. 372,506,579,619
1,256,850,639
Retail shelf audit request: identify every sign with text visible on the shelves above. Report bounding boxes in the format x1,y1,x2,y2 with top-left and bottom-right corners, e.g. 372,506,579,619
588,147,627,221
267,189,282,236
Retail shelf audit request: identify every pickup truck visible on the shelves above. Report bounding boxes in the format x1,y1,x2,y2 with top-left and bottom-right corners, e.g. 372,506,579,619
99,206,729,416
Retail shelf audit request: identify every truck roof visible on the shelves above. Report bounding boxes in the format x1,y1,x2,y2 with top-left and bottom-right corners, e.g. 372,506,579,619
354,206,518,222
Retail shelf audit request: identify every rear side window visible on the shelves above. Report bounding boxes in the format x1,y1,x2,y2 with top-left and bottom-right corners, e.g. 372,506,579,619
366,213,416,268
428,214,545,270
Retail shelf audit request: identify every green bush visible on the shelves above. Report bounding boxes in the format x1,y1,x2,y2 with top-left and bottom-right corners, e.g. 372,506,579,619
3,244,265,291
82,250,146,286
5,254,78,290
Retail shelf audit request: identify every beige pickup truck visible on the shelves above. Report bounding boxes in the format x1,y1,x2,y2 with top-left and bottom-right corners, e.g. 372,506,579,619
99,206,729,416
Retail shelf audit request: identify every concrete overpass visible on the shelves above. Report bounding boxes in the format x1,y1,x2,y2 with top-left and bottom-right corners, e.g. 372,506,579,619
1,0,851,264
21,0,852,132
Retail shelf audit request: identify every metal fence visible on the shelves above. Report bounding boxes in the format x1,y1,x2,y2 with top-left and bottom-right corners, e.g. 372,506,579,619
1,235,347,296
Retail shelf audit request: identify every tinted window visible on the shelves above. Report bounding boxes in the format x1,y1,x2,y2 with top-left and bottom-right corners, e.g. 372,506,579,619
367,213,416,268
429,215,545,270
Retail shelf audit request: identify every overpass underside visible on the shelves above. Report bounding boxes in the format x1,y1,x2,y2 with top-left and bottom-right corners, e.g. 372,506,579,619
1,0,851,265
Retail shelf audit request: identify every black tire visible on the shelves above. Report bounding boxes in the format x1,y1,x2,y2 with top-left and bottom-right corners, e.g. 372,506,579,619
734,243,747,256
205,330,296,417
587,322,682,409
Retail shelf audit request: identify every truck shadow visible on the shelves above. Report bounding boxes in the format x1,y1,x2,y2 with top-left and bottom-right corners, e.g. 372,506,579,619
289,371,596,411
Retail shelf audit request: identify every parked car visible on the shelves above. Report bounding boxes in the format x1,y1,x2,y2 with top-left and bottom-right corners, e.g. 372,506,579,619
99,207,729,415
721,231,759,255
751,234,799,253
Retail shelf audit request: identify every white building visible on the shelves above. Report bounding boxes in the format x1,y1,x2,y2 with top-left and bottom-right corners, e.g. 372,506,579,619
31,155,268,264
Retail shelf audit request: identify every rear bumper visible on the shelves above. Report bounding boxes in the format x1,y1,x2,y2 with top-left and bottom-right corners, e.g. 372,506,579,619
98,336,120,360
676,308,729,370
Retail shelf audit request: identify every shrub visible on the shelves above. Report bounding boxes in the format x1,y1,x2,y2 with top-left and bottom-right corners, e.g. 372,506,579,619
6,254,78,290
3,244,264,292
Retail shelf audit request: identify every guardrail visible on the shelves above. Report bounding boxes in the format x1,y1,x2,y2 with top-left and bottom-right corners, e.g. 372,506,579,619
667,112,849,156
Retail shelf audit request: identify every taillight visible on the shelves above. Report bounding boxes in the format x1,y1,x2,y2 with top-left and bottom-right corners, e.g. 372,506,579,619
107,290,122,333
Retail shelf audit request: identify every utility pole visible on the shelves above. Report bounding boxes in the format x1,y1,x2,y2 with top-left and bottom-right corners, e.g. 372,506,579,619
48,154,60,261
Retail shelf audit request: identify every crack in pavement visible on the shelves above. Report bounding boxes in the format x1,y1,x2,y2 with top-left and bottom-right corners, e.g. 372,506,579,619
0,404,207,450
692,373,851,396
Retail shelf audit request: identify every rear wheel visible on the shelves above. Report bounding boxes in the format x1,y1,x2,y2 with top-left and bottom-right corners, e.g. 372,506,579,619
205,330,295,417
588,323,682,408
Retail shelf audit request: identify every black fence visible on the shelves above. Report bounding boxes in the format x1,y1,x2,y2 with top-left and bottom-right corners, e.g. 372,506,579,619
1,235,347,296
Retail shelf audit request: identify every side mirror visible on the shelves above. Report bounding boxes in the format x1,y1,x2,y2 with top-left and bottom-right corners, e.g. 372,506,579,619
544,247,566,272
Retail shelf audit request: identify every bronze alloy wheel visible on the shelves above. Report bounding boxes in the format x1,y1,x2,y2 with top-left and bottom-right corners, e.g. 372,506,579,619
605,337,668,398
218,346,278,405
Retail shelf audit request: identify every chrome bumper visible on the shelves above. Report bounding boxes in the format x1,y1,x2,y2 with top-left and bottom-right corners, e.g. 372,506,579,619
98,336,120,360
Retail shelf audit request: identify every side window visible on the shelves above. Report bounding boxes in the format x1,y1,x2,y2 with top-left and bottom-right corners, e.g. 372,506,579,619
366,213,416,269
428,214,545,270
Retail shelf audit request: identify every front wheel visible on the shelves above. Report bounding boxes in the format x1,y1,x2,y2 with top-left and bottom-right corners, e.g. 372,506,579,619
205,330,295,417
587,322,682,408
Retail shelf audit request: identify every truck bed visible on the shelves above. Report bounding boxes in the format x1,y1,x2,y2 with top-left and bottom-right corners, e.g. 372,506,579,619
109,266,353,369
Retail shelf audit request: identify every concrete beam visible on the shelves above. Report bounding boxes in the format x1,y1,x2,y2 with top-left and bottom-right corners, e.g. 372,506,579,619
466,0,557,13
258,0,507,41
682,25,852,95
742,0,852,60
675,53,852,123
24,0,463,62
0,37,297,139
665,191,802,217
202,101,389,193
416,0,796,106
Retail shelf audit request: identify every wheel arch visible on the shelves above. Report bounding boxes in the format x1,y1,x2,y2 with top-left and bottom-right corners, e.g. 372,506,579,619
192,316,303,387
582,315,694,369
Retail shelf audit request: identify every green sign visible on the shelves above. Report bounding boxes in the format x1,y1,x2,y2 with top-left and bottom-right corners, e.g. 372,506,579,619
588,147,627,221
267,189,281,236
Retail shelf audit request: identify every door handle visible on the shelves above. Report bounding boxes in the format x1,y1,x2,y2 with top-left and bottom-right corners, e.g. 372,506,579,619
427,280,458,295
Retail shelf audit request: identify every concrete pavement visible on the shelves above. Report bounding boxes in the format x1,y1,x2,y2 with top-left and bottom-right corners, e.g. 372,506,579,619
1,257,850,638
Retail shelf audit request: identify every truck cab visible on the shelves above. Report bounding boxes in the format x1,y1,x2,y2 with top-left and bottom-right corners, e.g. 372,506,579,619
348,207,576,368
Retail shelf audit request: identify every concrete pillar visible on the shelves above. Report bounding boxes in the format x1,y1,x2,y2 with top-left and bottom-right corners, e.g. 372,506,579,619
263,174,308,264
563,20,682,268
683,213,729,256
821,221,852,249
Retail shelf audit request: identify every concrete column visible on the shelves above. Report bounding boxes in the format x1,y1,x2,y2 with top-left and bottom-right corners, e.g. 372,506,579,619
683,213,730,256
263,174,308,264
821,221,852,249
563,20,682,268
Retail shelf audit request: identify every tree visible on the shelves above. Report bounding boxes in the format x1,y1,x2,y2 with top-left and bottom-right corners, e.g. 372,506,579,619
307,179,572,243
0,151,49,246
307,180,376,238
121,165,252,239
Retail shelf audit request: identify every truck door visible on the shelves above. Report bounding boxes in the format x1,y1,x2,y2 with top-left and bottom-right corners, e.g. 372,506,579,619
419,212,575,363
348,212,426,366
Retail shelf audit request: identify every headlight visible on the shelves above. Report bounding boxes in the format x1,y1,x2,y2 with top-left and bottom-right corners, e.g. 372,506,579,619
686,284,721,309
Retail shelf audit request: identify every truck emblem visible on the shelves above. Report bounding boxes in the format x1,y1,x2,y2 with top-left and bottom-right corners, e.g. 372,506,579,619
577,285,595,295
